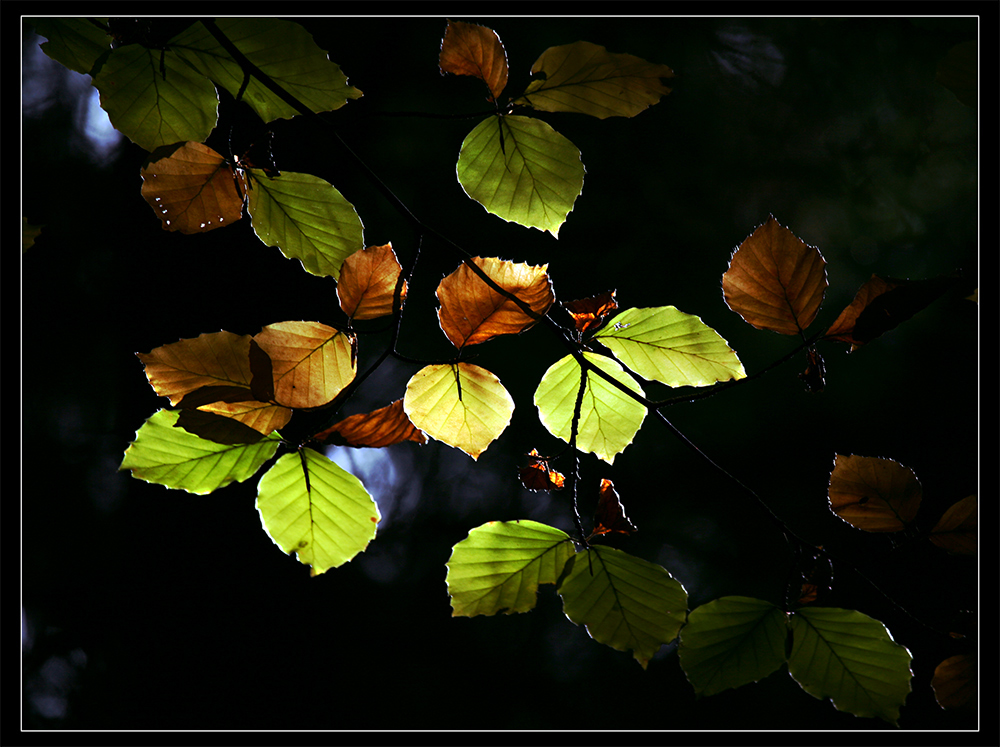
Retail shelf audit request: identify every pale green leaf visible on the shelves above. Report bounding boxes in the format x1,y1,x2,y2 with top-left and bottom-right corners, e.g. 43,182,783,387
168,18,362,123
679,596,789,697
456,115,584,237
31,17,113,75
92,44,218,151
120,409,280,494
256,448,380,576
789,607,913,725
446,520,575,617
534,352,646,464
246,169,364,279
559,545,687,669
594,306,746,387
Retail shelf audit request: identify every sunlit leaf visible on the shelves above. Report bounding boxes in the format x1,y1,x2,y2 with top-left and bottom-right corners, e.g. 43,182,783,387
437,256,554,349
173,408,269,445
788,606,912,725
446,520,574,617
929,495,976,554
31,17,112,75
534,352,646,464
519,449,565,492
439,20,508,102
120,409,280,494
936,40,976,108
594,306,746,387
253,321,356,409
517,41,674,119
256,448,379,576
564,290,618,336
138,331,255,405
313,400,427,448
185,397,293,438
169,18,362,123
558,545,687,669
679,596,789,697
828,454,921,532
590,478,636,538
246,169,364,279
722,216,828,335
456,115,584,237
403,363,514,460
140,142,245,234
337,243,406,321
932,654,976,710
92,43,218,151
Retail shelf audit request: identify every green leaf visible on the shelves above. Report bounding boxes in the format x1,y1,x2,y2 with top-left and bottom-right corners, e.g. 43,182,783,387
168,18,362,123
594,306,746,387
120,409,280,494
256,448,380,576
446,520,575,617
246,169,364,279
31,17,113,75
558,545,687,669
92,44,219,152
679,596,789,697
456,115,584,238
788,607,913,725
516,41,674,119
534,352,646,464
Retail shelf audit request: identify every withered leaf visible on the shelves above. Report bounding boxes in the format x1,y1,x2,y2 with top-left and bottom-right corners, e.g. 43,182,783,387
174,408,268,445
138,331,254,405
590,478,637,539
798,346,826,393
828,454,921,532
929,495,976,555
337,243,407,321
313,400,427,448
564,290,618,336
932,655,976,710
518,448,565,492
253,321,357,409
176,384,292,437
439,20,509,102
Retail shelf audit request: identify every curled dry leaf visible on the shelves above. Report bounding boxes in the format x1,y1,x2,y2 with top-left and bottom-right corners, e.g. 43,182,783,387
564,290,618,336
437,257,554,349
590,478,637,539
337,243,406,321
929,495,976,555
439,20,508,102
519,449,565,492
722,216,828,335
313,399,427,448
253,321,357,409
828,454,921,532
140,141,245,233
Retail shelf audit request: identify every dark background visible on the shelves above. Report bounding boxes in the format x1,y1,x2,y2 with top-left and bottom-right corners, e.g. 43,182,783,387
21,15,981,735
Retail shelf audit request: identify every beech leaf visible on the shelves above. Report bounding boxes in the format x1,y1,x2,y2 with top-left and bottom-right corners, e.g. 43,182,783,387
564,290,618,336
929,495,976,554
517,41,674,119
337,243,406,321
253,321,357,409
590,478,637,539
313,400,427,448
932,654,976,710
32,17,113,76
519,449,565,492
437,257,554,349
722,216,828,335
439,20,508,102
828,454,921,532
138,331,255,406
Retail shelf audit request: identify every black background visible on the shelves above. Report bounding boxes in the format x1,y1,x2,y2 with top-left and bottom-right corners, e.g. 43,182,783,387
21,15,982,736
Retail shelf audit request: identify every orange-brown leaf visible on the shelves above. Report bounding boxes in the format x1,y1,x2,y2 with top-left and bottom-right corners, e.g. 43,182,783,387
337,243,407,321
828,454,921,532
138,331,254,405
519,448,565,491
590,478,637,538
564,290,618,336
140,141,245,234
253,321,357,409
722,216,828,335
175,384,292,436
313,400,427,448
439,20,509,102
932,655,976,710
929,495,977,555
437,257,554,349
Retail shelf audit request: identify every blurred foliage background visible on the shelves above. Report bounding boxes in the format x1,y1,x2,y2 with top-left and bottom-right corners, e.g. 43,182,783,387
22,16,978,731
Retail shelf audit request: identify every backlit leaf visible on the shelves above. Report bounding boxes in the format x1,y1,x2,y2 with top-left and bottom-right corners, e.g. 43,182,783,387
828,454,921,532
92,43,218,152
446,520,574,617
932,654,976,710
31,17,112,75
590,478,636,538
456,115,584,237
722,216,828,335
519,449,565,492
120,409,280,494
437,256,554,349
517,41,674,119
403,363,514,460
929,495,976,554
534,352,646,464
256,448,379,576
138,331,255,405
169,18,362,123
337,243,406,321
788,606,912,725
140,142,244,234
246,169,364,279
594,306,746,388
439,20,508,102
679,596,789,697
313,400,427,448
187,398,293,438
253,321,357,409
564,290,618,336
558,545,687,669
173,409,270,445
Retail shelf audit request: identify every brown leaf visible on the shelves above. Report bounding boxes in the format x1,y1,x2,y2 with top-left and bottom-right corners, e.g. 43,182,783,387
437,257,554,349
337,243,406,321
564,290,618,336
722,216,828,335
174,409,268,445
828,454,921,532
929,495,977,555
313,400,427,448
518,449,565,492
175,384,292,437
140,142,245,234
138,331,254,405
253,321,357,409
932,654,976,710
590,478,637,538
439,20,508,102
